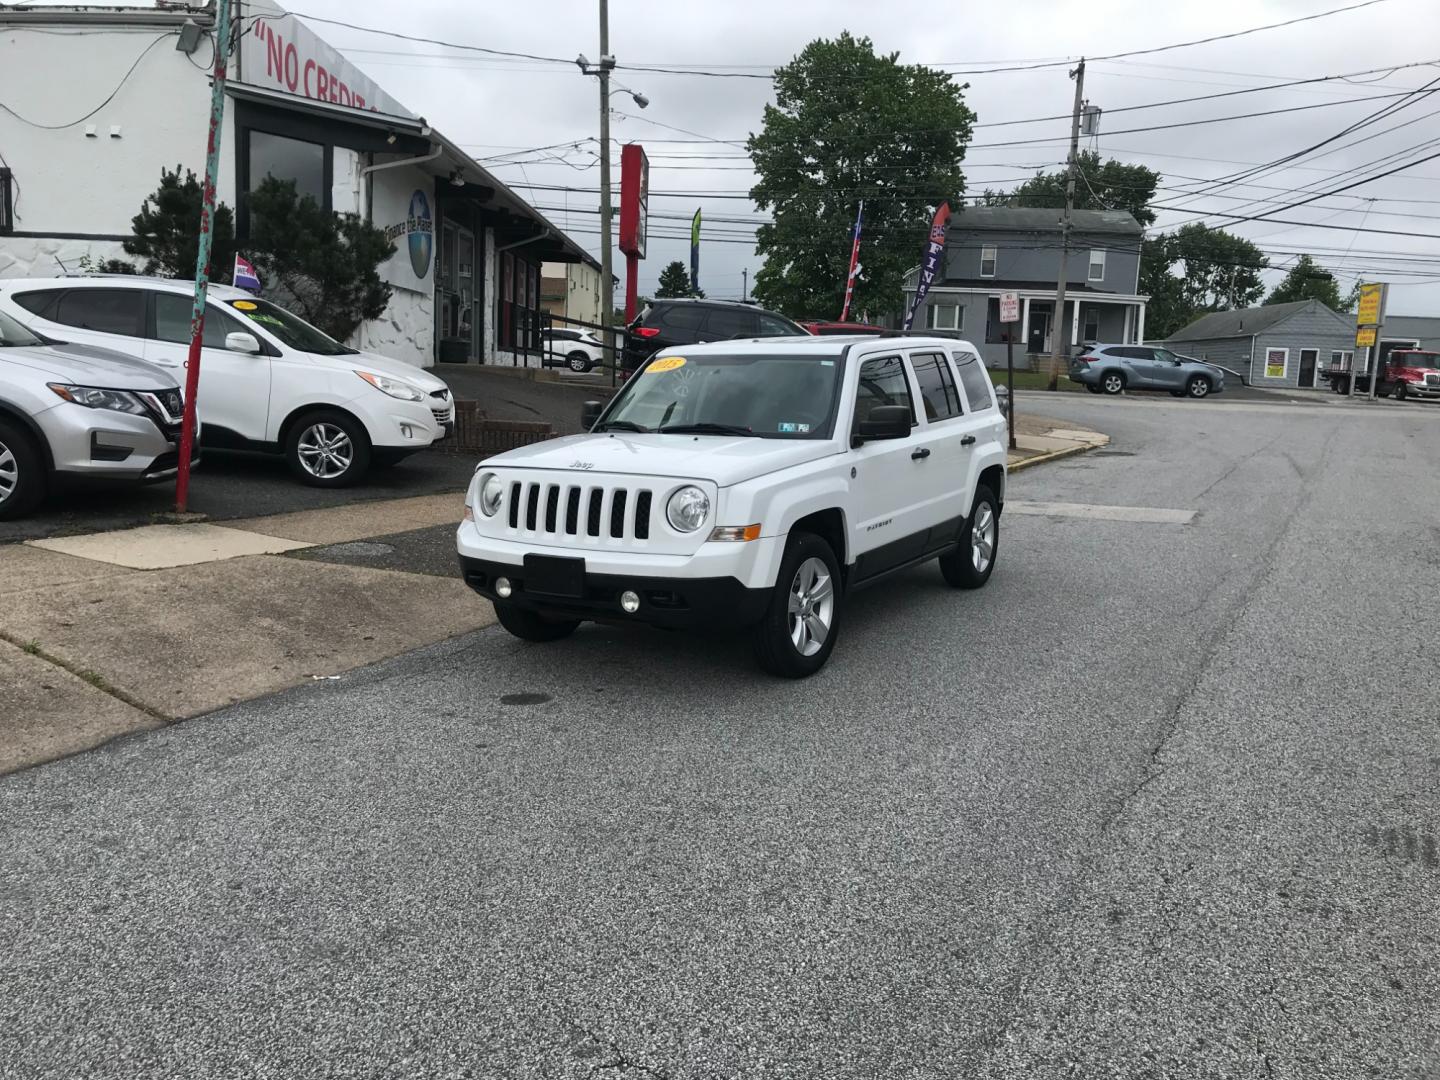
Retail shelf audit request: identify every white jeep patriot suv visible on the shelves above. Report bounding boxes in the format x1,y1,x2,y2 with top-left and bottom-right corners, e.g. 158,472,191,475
457,335,1007,677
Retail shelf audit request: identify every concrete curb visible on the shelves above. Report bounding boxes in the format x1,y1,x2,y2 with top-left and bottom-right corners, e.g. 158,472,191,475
1009,435,1110,473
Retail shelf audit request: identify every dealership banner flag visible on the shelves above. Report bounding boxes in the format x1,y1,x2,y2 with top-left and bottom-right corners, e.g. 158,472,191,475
690,209,702,292
233,254,262,293
839,200,864,322
901,201,952,331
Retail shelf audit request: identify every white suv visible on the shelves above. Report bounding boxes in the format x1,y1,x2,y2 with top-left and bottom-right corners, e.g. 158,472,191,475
457,335,1008,676
0,277,454,487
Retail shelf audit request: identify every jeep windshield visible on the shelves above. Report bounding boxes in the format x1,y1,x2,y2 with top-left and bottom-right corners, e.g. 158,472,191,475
225,297,358,356
598,352,842,439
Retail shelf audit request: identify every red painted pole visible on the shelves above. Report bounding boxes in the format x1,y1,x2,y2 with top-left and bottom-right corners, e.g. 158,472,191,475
624,253,639,323
175,0,233,514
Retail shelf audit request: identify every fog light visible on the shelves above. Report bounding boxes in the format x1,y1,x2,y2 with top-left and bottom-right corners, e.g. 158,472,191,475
496,576,513,599
620,590,641,614
400,423,413,438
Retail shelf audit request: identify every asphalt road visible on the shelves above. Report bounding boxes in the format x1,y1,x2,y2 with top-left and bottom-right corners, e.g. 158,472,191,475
4,394,1440,1079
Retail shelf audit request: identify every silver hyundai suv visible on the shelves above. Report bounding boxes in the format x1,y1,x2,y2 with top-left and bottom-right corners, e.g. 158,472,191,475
0,309,196,520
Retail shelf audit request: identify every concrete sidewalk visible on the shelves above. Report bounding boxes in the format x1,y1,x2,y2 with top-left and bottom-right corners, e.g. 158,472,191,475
1,418,1106,775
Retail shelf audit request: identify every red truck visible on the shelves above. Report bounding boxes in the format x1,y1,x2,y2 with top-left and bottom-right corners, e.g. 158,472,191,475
1324,349,1440,400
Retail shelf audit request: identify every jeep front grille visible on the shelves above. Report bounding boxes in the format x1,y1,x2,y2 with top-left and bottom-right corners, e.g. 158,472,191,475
508,480,655,541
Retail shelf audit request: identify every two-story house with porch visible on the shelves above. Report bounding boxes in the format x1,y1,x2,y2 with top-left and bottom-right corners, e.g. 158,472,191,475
901,206,1148,368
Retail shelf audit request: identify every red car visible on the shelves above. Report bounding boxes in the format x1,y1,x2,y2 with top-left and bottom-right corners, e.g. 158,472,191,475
800,320,889,336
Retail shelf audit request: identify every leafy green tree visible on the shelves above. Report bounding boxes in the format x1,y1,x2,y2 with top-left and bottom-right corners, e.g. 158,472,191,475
985,152,1161,227
1263,254,1347,309
655,260,702,299
245,178,394,343
1139,224,1269,339
121,166,237,280
748,33,975,319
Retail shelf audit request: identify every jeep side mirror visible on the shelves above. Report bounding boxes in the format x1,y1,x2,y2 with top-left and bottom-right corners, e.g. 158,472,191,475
581,400,603,430
853,404,911,446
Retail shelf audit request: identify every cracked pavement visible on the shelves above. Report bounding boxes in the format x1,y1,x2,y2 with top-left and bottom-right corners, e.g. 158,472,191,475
2,395,1440,1078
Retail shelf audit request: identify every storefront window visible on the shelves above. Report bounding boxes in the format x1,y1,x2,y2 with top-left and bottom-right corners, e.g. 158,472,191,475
248,130,327,207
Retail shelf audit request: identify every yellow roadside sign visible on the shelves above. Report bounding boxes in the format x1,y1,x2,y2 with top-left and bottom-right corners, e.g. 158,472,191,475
1356,327,1377,347
1356,283,1383,326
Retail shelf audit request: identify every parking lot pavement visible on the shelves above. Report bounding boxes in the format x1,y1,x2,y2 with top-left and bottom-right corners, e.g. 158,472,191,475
3,398,1439,1077
437,364,616,434
0,448,478,546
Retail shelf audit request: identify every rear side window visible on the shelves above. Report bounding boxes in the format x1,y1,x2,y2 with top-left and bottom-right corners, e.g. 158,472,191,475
152,291,246,350
658,305,704,331
910,351,963,421
11,289,64,321
705,308,756,341
852,354,915,436
952,351,994,410
53,289,145,337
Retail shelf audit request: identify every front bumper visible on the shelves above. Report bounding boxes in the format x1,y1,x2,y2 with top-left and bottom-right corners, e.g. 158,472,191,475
1402,382,1440,398
459,553,769,629
37,402,199,484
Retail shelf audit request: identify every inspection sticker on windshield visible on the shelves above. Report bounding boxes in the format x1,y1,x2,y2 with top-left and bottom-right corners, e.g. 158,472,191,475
778,422,811,433
647,356,686,374
232,300,258,311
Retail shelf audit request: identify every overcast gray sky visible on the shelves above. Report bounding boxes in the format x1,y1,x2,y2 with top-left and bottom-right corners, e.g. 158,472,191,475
231,0,1440,314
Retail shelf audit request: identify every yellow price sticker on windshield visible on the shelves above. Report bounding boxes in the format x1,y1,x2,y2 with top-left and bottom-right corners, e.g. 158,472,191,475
233,300,258,311
647,356,686,374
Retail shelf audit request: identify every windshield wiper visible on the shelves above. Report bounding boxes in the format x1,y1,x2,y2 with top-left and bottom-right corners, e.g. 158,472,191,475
660,423,756,436
595,419,650,433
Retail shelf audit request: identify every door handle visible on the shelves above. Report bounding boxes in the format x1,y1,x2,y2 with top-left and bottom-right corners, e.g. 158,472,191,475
961,435,977,446
911,448,931,461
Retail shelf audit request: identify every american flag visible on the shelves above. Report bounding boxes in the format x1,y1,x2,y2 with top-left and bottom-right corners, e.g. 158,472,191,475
839,201,863,323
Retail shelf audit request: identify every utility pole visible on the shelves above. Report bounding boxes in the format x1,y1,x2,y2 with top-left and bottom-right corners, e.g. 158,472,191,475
597,0,616,385
1046,58,1085,392
742,268,748,302
175,0,232,513
1368,282,1389,401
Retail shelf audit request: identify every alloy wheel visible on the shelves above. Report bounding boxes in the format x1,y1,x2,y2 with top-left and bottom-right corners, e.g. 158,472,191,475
296,423,354,480
787,556,835,658
0,439,16,504
971,503,996,573
1104,374,1123,394
569,353,590,373
1189,379,1210,398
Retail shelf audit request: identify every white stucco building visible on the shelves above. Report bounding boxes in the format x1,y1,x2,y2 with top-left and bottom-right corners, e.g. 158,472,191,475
0,0,597,369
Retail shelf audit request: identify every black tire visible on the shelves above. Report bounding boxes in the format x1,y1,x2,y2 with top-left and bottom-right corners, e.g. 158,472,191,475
1186,375,1212,399
0,417,46,521
1394,381,1408,402
752,531,842,679
284,409,372,488
494,602,581,642
1086,384,1103,394
567,351,593,373
1100,370,1126,395
940,485,1000,590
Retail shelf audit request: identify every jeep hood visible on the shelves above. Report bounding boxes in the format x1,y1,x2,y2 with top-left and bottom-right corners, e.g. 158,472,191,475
1,342,177,389
488,432,840,487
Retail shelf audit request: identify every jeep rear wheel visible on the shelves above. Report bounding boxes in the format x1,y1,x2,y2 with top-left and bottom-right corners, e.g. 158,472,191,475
0,418,46,521
753,531,841,678
940,485,999,590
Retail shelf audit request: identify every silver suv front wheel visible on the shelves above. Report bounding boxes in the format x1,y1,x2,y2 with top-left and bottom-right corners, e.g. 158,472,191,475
0,418,45,521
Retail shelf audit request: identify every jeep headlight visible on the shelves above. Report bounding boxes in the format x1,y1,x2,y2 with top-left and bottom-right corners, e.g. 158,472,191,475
479,474,505,517
666,486,710,533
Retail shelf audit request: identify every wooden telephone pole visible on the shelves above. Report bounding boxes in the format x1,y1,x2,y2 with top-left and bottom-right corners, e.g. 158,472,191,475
1046,59,1086,391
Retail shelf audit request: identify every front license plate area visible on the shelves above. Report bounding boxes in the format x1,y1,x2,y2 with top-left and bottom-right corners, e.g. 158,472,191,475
524,555,586,599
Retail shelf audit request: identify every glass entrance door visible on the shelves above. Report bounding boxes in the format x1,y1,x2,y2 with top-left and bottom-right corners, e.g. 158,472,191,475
437,223,477,363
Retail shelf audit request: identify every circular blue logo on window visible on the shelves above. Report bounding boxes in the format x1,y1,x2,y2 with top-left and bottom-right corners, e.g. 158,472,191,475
407,190,433,280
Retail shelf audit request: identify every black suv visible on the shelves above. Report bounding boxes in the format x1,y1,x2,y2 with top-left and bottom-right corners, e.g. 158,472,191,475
623,299,806,375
